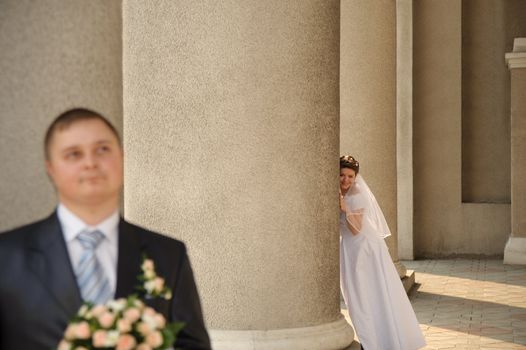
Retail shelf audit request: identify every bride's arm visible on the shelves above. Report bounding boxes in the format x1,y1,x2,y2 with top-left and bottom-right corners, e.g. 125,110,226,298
345,209,364,235
340,192,364,235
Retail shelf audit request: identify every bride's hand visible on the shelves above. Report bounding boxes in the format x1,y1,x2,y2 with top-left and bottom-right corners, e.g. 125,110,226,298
339,189,347,213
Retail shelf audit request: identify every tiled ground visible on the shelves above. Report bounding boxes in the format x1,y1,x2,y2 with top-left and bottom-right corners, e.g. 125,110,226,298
343,259,526,350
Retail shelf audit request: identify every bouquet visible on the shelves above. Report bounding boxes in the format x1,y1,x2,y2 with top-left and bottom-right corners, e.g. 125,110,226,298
58,257,184,350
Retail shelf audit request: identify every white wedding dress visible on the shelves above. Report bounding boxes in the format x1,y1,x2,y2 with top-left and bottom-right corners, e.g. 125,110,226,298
340,175,426,350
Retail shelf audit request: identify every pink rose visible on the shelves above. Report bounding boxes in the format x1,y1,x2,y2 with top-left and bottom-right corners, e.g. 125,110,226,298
117,318,132,333
124,307,141,323
92,330,108,348
143,307,156,317
141,307,158,330
136,344,153,350
137,321,152,336
142,259,154,271
145,331,163,348
154,314,166,328
64,324,76,340
153,277,165,292
57,340,71,350
116,334,137,350
74,321,91,339
98,311,116,328
91,305,108,317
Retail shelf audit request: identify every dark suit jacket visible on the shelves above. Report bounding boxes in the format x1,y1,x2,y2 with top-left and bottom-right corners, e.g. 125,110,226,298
0,212,211,350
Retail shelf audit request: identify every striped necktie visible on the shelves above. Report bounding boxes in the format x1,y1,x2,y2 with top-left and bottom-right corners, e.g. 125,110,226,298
75,230,112,305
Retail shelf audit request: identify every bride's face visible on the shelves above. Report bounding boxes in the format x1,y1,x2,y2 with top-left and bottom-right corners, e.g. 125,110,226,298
340,167,356,192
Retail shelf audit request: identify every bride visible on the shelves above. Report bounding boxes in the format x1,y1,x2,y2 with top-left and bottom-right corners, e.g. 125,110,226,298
339,155,426,350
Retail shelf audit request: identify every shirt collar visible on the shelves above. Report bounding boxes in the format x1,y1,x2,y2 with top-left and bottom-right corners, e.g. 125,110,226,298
57,203,120,244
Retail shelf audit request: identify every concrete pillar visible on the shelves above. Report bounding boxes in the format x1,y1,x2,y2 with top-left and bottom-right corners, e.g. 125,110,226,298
504,38,526,265
0,0,122,232
396,0,414,261
414,0,456,257
340,0,407,278
122,1,353,349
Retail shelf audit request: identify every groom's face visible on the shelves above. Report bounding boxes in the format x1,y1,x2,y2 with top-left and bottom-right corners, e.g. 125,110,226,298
45,118,124,208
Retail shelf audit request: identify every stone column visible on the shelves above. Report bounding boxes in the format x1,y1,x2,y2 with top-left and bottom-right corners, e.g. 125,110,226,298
504,38,526,265
340,0,407,279
396,0,415,261
122,1,353,349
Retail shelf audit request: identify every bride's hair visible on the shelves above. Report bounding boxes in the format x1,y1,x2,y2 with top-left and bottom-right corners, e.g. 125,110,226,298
340,155,360,174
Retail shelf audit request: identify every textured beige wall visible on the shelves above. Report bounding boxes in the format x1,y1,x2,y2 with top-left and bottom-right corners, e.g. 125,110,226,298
461,0,509,203
413,0,510,256
462,0,526,203
0,0,123,232
462,203,510,251
340,0,398,259
414,0,463,256
123,0,341,330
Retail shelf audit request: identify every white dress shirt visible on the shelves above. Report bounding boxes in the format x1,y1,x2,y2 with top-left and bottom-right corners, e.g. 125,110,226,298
57,203,119,296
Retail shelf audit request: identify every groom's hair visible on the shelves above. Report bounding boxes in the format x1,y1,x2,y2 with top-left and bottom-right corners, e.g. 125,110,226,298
44,108,121,160
340,155,360,173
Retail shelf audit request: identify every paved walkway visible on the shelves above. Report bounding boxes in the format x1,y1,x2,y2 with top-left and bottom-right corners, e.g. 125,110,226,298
342,259,526,350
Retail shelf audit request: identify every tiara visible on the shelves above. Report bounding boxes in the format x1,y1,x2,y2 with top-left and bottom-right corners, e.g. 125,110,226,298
340,155,359,167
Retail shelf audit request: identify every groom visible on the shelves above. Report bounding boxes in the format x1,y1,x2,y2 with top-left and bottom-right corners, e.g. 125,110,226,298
0,108,211,350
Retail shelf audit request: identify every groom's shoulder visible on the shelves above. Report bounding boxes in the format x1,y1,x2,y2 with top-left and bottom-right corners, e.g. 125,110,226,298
0,214,56,244
122,219,186,251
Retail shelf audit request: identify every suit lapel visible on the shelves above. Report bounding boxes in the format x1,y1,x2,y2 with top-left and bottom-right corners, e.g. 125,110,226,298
115,219,144,299
27,213,82,317
26,216,150,314
115,221,170,313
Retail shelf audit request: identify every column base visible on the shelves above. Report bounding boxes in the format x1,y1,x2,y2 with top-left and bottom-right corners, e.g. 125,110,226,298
210,316,354,350
394,260,408,278
401,269,416,293
504,236,526,264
